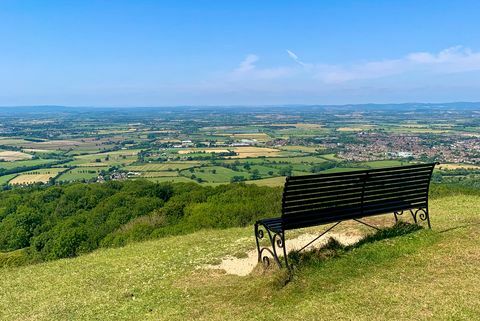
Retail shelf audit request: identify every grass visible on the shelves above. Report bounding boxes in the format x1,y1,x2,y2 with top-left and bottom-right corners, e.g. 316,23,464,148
0,173,17,185
360,160,408,168
56,167,103,182
125,163,198,172
246,176,286,187
67,150,141,167
0,158,57,170
181,166,246,183
1,193,479,320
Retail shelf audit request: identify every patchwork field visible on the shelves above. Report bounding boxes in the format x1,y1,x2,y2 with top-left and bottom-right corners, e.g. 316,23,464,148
56,167,103,182
181,166,246,183
9,168,65,185
437,163,480,170
230,147,282,158
0,174,17,185
0,151,32,161
68,150,141,167
0,159,58,170
126,162,198,172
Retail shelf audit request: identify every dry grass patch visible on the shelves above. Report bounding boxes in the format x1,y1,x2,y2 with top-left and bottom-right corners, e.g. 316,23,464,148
0,151,32,161
230,147,281,158
437,163,480,170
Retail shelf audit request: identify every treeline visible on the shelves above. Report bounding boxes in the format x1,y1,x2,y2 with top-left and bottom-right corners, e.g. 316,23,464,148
0,158,73,177
0,180,281,264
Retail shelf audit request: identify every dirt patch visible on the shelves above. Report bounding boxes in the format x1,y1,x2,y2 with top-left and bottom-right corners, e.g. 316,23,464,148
204,232,362,276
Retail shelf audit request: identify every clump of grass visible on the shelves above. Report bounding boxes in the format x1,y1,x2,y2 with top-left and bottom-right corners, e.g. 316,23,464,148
233,251,249,259
288,222,422,270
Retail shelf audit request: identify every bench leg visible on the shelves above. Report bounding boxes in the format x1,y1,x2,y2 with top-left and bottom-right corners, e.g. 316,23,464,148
411,208,431,229
395,209,431,229
254,222,289,269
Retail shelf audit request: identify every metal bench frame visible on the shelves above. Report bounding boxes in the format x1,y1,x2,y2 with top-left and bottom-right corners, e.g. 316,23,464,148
254,163,438,269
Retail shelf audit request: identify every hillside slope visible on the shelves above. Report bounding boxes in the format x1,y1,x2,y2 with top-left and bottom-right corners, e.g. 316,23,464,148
1,194,480,321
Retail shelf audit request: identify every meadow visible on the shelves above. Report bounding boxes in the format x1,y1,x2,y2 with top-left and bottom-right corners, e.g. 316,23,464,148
1,187,478,320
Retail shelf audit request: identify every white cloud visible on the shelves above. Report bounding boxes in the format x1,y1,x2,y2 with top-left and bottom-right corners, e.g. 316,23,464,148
230,54,292,80
234,54,259,74
315,46,480,83
286,49,310,67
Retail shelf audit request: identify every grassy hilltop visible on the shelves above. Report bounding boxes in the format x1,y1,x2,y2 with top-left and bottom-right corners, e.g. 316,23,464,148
1,186,479,320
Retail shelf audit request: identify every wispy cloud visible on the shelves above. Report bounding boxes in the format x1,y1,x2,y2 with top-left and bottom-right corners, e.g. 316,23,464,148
286,49,310,67
230,54,292,80
314,46,480,83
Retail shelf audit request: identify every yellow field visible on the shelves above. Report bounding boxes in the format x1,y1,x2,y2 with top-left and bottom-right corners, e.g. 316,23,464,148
9,168,64,185
246,176,285,187
280,145,322,152
140,171,179,178
177,149,230,155
437,163,480,170
0,151,32,161
337,125,376,132
270,123,324,129
230,146,281,158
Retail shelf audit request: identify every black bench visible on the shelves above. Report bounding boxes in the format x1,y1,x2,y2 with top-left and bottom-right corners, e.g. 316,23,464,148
254,162,438,269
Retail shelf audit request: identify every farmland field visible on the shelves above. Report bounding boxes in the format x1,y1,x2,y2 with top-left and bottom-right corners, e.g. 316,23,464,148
0,174,17,185
181,166,246,183
0,151,32,161
56,167,103,182
126,162,198,172
9,168,65,185
0,159,57,170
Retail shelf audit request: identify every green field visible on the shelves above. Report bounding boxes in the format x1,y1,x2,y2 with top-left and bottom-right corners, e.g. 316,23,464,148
182,166,246,183
0,159,57,170
142,176,198,183
360,160,408,168
246,176,286,187
1,193,478,320
67,150,141,167
125,162,198,172
0,174,18,185
57,167,103,182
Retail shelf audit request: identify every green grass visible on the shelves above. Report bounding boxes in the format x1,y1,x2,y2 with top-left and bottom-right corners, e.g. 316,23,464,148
142,176,198,184
67,150,141,167
318,154,342,162
360,160,408,168
1,193,479,320
320,167,365,173
182,166,246,183
0,159,57,170
57,167,103,182
0,173,17,185
246,176,286,186
125,162,198,172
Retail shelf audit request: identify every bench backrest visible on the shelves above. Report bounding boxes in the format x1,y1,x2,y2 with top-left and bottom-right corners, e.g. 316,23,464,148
281,163,437,230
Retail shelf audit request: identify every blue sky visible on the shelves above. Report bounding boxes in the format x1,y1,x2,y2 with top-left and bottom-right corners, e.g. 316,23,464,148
1,0,480,106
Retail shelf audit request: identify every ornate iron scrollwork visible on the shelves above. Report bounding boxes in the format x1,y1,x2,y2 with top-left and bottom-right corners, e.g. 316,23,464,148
393,208,431,229
393,210,404,222
254,223,288,269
